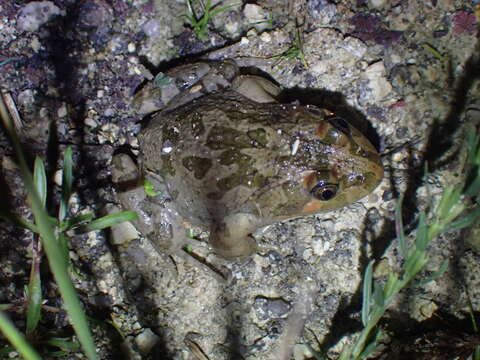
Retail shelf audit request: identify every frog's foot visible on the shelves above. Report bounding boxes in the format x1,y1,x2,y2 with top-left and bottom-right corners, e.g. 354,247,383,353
231,75,281,103
210,213,271,259
112,153,189,252
132,60,239,115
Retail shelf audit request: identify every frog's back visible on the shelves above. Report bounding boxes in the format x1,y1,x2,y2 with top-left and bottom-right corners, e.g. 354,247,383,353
139,90,383,226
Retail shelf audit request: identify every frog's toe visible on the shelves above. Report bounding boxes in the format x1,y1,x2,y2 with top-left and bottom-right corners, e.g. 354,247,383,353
210,213,266,259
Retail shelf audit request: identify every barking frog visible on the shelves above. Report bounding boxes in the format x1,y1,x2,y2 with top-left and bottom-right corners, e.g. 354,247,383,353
125,60,383,259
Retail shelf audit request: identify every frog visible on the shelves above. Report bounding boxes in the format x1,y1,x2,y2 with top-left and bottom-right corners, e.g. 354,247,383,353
122,60,383,259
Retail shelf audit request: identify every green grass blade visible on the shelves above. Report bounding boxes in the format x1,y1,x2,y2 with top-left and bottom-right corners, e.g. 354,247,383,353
359,340,379,359
421,43,444,61
59,147,73,222
435,187,456,220
0,311,42,360
415,212,428,251
33,157,47,207
62,213,95,231
395,196,407,257
43,337,81,351
79,211,138,232
143,179,160,197
209,3,239,18
383,272,399,299
466,126,479,166
361,261,373,326
0,97,99,359
465,168,480,197
415,259,449,287
303,344,327,360
372,282,385,308
57,232,70,266
0,211,39,233
25,243,42,335
448,207,480,230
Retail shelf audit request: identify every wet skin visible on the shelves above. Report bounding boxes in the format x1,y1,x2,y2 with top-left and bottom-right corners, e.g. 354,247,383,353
135,61,384,258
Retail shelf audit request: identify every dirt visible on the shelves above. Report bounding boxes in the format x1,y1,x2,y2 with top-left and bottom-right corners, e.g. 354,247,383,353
0,1,479,359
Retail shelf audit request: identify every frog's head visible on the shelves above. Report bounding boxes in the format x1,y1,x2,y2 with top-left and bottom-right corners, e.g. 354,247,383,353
299,114,383,214
258,110,384,218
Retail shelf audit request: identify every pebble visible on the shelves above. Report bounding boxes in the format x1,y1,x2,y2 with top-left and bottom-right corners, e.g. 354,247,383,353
17,1,62,32
108,205,139,245
134,328,160,355
361,61,393,103
142,19,162,38
369,0,387,8
244,4,269,32
254,296,291,320
76,0,113,29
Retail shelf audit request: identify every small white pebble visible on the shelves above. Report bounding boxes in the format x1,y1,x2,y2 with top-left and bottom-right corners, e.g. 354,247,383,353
57,103,67,118
240,36,249,45
260,32,271,42
128,56,139,64
162,145,173,154
53,169,62,186
84,117,97,128
135,328,160,355
392,152,406,162
189,84,203,94
291,138,300,155
127,42,136,53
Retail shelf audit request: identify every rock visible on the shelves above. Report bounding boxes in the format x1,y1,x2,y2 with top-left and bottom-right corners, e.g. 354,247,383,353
243,4,269,32
254,296,291,320
17,1,62,32
108,205,139,245
76,0,113,30
359,61,392,104
134,328,160,355
142,19,162,38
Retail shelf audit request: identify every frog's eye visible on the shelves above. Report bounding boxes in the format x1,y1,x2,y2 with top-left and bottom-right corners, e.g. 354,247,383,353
328,117,351,135
310,182,338,201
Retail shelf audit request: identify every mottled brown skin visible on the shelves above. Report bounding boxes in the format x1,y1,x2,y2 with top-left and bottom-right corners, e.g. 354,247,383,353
139,90,383,258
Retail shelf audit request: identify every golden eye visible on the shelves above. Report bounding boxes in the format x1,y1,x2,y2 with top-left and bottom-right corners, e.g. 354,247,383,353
310,182,338,201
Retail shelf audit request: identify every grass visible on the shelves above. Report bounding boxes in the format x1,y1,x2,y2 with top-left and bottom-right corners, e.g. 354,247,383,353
0,94,137,358
182,0,239,41
271,23,309,69
308,125,480,359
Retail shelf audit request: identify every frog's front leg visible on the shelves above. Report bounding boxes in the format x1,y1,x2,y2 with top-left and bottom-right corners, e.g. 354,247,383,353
210,213,274,259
